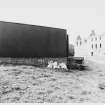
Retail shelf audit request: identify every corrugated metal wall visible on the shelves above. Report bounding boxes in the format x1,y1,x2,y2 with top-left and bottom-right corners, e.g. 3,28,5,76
0,21,67,58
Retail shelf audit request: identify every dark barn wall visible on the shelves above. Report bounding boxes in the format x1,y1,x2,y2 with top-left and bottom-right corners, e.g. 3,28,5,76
0,21,67,58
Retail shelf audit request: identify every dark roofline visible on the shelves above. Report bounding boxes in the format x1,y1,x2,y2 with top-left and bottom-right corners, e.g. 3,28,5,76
0,20,67,31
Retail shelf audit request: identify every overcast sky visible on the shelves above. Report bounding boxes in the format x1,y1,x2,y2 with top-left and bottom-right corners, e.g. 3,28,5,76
0,0,105,44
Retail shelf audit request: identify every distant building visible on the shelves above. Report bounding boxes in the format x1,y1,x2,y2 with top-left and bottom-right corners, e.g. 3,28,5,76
76,35,82,46
75,30,105,58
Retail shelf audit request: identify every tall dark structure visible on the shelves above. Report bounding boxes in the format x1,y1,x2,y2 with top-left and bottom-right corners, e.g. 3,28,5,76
0,21,68,58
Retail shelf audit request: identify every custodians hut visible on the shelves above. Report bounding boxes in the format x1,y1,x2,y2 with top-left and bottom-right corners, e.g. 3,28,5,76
0,21,68,58
0,21,85,70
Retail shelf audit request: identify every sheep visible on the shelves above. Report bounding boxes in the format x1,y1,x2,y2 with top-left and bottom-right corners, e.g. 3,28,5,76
59,62,67,69
53,61,59,69
47,61,67,70
47,60,54,69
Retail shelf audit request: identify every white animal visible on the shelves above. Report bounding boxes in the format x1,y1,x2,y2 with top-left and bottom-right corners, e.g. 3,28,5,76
47,61,60,69
47,60,54,68
53,61,59,69
59,62,67,69
47,61,67,69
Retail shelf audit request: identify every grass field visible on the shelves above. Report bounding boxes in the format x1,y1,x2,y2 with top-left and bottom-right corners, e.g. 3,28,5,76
0,58,105,102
